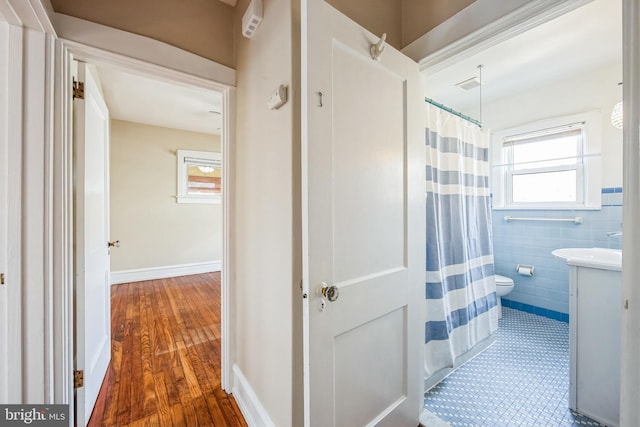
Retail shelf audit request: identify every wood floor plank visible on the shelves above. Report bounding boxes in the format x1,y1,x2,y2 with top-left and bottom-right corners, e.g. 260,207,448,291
88,273,247,426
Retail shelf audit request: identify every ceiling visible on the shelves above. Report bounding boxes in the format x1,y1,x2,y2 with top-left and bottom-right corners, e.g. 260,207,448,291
423,0,622,116
96,66,223,135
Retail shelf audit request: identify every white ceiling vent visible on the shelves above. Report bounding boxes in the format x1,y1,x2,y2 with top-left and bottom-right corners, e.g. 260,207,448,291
455,76,482,91
242,0,263,38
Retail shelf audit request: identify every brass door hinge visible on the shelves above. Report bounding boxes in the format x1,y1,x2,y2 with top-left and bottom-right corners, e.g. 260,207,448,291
74,370,84,388
72,80,85,100
0,273,4,285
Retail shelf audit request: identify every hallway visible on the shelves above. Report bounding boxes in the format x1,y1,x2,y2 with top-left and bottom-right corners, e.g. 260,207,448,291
88,273,246,426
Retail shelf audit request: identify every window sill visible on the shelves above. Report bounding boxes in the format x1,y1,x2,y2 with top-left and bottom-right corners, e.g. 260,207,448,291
176,196,221,204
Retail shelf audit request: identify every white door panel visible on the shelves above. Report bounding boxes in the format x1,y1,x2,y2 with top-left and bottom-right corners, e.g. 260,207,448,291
75,62,111,426
303,2,425,426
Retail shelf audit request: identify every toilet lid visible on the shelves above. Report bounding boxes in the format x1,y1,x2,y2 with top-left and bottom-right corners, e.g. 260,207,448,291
495,274,514,285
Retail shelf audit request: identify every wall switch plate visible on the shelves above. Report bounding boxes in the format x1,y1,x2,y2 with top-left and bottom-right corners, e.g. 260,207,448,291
268,85,288,110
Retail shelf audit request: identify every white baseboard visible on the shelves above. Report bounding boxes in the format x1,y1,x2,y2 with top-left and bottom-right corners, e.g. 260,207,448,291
110,261,221,285
231,364,276,427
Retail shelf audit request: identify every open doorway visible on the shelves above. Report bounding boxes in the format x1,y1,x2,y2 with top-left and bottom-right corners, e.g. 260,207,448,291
68,55,236,426
421,0,622,425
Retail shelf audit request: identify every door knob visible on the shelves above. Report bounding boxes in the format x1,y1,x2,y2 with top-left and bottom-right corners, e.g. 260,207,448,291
108,240,120,248
320,284,340,302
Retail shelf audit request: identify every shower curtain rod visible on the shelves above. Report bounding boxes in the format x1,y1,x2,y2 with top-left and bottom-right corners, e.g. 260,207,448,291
425,97,483,128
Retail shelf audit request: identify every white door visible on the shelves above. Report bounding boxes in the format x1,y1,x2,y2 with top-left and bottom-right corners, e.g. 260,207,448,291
302,2,425,426
74,62,111,426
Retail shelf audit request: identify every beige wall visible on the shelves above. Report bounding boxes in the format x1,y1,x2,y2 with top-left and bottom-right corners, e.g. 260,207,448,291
326,0,402,49
47,0,485,68
110,120,222,271
233,0,300,425
49,0,235,67
402,0,475,46
324,0,477,49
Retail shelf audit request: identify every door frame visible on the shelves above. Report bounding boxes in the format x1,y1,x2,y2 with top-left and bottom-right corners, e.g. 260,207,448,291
0,15,23,404
51,25,237,423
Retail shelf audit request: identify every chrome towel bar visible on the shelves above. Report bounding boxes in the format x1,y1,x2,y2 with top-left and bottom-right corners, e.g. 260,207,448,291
504,216,583,224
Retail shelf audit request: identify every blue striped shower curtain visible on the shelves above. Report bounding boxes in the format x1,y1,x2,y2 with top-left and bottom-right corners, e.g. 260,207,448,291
424,103,499,379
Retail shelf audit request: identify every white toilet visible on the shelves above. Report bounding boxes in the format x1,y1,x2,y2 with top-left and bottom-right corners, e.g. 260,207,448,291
495,274,515,319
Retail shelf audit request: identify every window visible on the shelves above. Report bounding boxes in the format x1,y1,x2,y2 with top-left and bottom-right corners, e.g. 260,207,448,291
177,150,222,204
505,124,584,205
491,112,601,209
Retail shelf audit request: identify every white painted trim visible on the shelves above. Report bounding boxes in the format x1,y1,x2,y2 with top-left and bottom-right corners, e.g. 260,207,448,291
403,0,593,72
232,364,277,427
1,21,23,404
43,31,56,403
51,39,73,406
221,87,236,393
110,261,222,285
22,27,48,403
53,13,235,87
4,0,56,34
0,0,20,26
620,0,640,424
0,19,8,405
54,36,236,425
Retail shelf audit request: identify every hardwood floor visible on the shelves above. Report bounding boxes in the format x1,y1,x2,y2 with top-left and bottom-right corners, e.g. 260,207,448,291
88,273,247,427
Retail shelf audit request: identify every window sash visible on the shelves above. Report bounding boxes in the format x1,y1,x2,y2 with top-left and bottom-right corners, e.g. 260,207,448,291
502,122,584,146
506,164,584,207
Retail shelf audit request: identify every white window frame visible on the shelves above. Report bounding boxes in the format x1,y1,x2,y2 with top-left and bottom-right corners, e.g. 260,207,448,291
491,111,602,210
177,149,222,204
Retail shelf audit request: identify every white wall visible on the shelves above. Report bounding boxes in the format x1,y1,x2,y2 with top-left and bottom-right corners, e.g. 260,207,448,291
110,119,222,272
482,64,623,188
233,0,300,425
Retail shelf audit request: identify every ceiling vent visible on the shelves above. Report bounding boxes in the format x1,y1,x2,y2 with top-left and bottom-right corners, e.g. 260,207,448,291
455,76,482,91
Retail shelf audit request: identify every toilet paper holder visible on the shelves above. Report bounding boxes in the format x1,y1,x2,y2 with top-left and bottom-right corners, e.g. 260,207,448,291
516,264,535,276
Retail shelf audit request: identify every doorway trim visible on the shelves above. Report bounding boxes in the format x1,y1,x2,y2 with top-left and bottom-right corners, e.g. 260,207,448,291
415,0,639,423
406,0,595,72
52,20,236,423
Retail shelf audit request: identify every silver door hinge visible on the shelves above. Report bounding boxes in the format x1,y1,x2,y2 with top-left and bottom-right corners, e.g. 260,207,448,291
73,80,85,100
73,370,84,388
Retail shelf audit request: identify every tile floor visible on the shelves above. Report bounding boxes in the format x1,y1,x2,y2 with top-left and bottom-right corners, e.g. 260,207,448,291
424,308,607,427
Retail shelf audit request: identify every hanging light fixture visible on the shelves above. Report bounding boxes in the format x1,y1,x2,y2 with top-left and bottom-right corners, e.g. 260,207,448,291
611,101,623,129
197,166,215,173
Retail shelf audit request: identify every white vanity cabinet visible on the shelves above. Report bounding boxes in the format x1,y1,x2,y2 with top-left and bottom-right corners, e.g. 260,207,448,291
570,265,621,427
553,248,622,427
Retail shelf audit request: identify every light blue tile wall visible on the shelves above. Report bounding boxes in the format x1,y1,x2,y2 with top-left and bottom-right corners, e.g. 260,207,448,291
492,188,622,319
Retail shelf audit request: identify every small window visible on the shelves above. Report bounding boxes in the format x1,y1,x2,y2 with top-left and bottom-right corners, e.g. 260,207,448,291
491,111,602,210
504,124,584,206
177,150,222,204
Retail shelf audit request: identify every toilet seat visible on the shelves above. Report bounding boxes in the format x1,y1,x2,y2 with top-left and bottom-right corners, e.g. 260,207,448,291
495,274,514,286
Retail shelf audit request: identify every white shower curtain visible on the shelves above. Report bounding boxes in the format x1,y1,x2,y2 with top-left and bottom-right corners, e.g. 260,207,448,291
424,103,499,379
